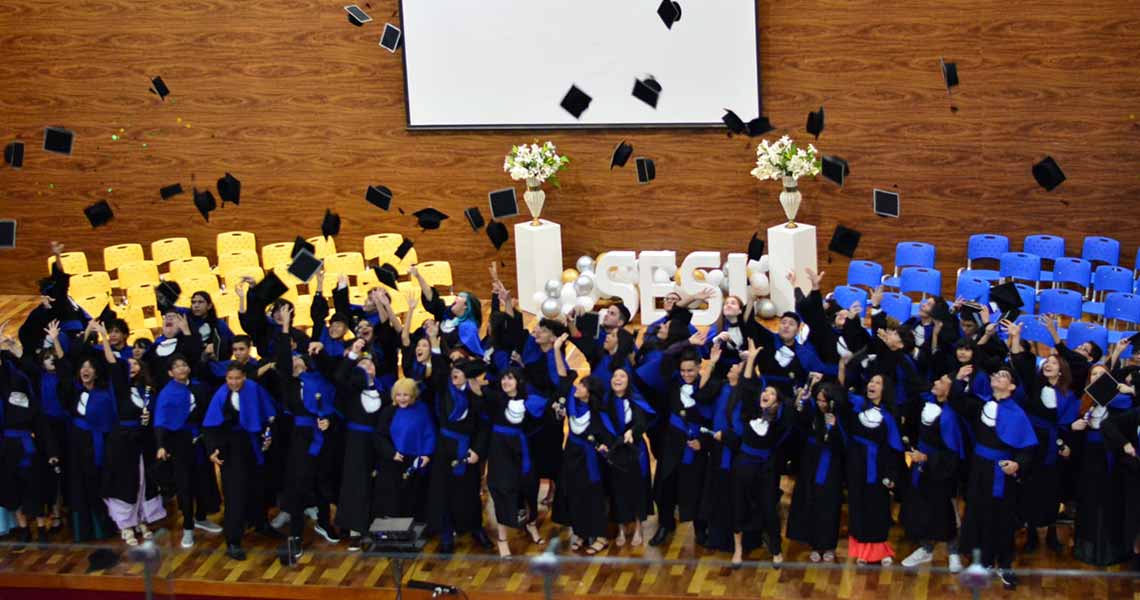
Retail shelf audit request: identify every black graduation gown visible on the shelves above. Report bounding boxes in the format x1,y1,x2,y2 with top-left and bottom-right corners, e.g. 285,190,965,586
486,388,542,529
204,395,268,546
698,379,739,552
652,374,715,529
551,401,613,539
786,399,845,552
0,356,59,518
837,395,902,544
604,393,652,525
374,402,435,520
426,368,488,537
154,379,220,532
728,397,794,557
333,364,385,535
1102,407,1140,550
56,358,117,539
899,402,960,543
514,329,571,482
141,332,203,392
101,365,159,505
1011,351,1076,529
1073,404,1131,566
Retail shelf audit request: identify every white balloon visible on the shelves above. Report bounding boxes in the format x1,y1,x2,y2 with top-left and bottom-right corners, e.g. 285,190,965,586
544,279,563,298
757,298,778,319
662,262,677,276
532,291,548,307
747,259,763,274
574,273,595,296
561,301,577,316
652,268,669,284
540,297,562,318
576,255,596,274
705,269,725,287
757,255,770,274
575,296,595,311
719,277,731,293
560,282,578,305
750,271,770,295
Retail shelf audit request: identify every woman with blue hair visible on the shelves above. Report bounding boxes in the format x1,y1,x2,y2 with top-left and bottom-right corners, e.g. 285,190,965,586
411,266,485,360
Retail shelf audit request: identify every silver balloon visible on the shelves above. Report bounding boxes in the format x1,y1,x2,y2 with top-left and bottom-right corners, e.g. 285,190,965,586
573,272,595,296
757,298,778,319
576,255,596,274
544,279,562,298
540,297,562,318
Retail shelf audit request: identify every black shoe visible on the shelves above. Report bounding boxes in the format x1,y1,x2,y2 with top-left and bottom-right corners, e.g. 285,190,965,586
314,521,341,544
11,528,30,552
472,528,493,550
439,540,455,555
998,569,1018,589
226,544,247,561
1045,526,1063,553
648,527,672,547
36,528,50,545
694,527,707,548
347,535,362,552
1022,530,1038,553
288,537,304,560
255,524,285,539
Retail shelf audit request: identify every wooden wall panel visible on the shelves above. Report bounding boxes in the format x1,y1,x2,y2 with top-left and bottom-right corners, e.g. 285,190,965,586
1,0,1138,299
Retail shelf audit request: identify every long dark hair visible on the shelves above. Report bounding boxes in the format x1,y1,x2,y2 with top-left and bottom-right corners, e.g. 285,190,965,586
191,291,219,322
578,375,607,412
500,366,529,398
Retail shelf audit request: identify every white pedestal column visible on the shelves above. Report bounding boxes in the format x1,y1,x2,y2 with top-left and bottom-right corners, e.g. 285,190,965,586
766,223,818,314
515,219,563,315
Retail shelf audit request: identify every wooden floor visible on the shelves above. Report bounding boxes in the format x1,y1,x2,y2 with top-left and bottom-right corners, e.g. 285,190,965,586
0,294,1138,599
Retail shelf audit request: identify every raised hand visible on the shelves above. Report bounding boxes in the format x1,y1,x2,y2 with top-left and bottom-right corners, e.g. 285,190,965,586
553,332,569,350
956,364,974,381
44,319,61,342
688,330,708,347
805,268,824,290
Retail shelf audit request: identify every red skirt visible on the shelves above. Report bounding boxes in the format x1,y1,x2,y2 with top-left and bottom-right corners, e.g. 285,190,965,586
847,536,894,562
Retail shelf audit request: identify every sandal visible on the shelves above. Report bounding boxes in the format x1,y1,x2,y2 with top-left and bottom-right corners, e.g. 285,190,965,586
585,539,609,555
822,550,835,563
615,528,626,547
809,551,821,563
631,529,643,547
570,536,583,552
525,522,545,545
497,537,511,558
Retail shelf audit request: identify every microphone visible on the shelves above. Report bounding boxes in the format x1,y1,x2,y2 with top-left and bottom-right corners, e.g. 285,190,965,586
407,580,457,595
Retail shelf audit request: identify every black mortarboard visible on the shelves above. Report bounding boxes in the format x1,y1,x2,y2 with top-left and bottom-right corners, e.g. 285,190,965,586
1085,371,1119,406
486,220,509,250
344,4,371,26
560,85,592,119
150,76,170,100
488,188,518,220
288,248,323,282
636,157,656,184
366,185,393,210
192,188,217,221
806,106,825,139
464,207,485,231
84,200,113,228
828,225,861,258
217,172,241,205
4,141,24,168
611,141,634,169
394,237,414,260
657,0,682,29
873,188,900,218
321,208,341,239
379,23,402,52
457,360,488,378
746,116,775,137
930,297,952,322
722,109,746,134
632,77,662,108
87,548,120,573
940,58,959,91
250,272,288,304
374,263,399,289
821,155,849,186
0,220,15,249
747,233,765,262
989,281,1023,322
160,183,184,200
291,236,315,259
413,207,448,230
1128,331,1140,351
1032,156,1065,191
44,127,74,155
156,281,180,307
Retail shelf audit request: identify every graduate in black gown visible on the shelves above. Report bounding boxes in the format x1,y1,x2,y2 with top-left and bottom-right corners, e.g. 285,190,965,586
948,361,1036,589
899,376,965,570
786,378,845,563
484,367,547,556
333,346,387,551
1101,380,1140,569
604,366,654,549
27,341,70,537
374,377,436,521
202,364,276,560
154,354,220,549
696,341,751,553
513,316,573,507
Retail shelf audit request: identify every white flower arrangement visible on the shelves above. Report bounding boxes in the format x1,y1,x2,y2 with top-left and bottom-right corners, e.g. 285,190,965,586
504,141,570,188
750,136,821,183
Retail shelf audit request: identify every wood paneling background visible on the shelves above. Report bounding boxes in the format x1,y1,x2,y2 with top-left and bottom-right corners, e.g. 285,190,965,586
1,0,1138,299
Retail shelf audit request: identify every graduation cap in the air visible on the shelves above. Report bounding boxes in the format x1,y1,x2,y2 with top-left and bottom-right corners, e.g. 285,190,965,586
747,233,765,262
0,221,14,249
44,127,74,155
657,0,682,29
374,263,399,290
217,173,241,205
321,209,341,239
413,207,448,230
632,76,662,108
4,141,24,168
456,359,488,379
722,109,746,134
1129,331,1140,351
488,188,519,219
930,297,953,322
1085,371,1119,406
806,106,825,139
828,225,861,259
150,76,170,100
747,116,775,137
636,157,656,184
366,185,393,210
86,548,121,573
394,237,414,260
464,207,485,231
940,58,959,92
155,281,181,309
1032,156,1065,192
344,4,371,26
84,200,114,228
821,155,850,186
989,281,1024,322
291,236,315,259
192,188,217,221
159,183,184,200
288,248,323,282
486,220,509,250
560,85,592,119
250,271,288,304
611,141,633,169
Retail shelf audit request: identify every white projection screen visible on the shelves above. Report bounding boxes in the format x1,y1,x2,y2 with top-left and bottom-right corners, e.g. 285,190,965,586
398,0,761,129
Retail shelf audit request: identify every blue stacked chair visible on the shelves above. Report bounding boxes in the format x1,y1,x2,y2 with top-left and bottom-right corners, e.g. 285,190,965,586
1134,247,1140,293
879,292,913,323
1081,236,1121,266
959,234,1009,281
1015,314,1053,346
1038,288,1085,340
1015,283,1037,315
1065,321,1108,354
1103,292,1140,344
1083,265,1134,319
1023,234,1066,283
846,260,884,291
882,242,936,288
1052,257,1092,297
1000,252,1042,290
955,276,991,304
832,285,869,313
900,267,943,317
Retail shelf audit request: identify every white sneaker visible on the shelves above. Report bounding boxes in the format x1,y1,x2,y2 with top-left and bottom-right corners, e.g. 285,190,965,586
303,507,318,522
880,557,893,566
901,547,933,568
948,553,963,573
270,511,291,529
180,530,195,548
138,524,154,540
195,519,222,534
121,528,138,546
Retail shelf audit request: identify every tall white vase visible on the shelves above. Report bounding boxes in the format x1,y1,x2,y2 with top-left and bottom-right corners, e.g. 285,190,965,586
524,177,546,226
779,175,801,228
